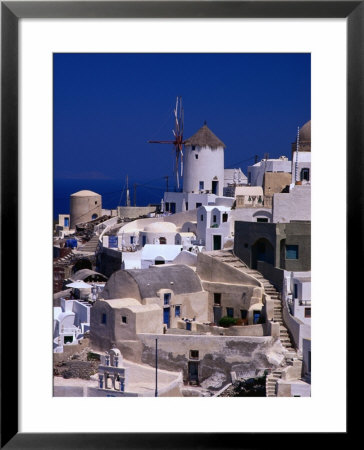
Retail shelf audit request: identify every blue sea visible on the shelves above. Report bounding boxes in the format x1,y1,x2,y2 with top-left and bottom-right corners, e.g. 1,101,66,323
53,178,166,220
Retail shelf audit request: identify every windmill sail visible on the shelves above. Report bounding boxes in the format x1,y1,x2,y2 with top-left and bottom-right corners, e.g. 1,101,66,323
148,96,185,190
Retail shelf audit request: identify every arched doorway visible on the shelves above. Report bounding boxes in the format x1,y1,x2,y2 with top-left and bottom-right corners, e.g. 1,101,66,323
72,258,92,273
154,256,165,265
212,176,219,195
251,238,274,269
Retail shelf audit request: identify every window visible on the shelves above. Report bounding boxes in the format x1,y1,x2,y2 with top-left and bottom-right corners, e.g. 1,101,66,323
95,201,98,205
175,305,181,317
301,168,310,181
214,293,221,305
304,308,311,318
213,215,217,223
196,203,202,208
164,293,171,305
257,218,268,222
185,202,188,211
192,146,196,150
165,202,170,212
101,313,107,324
92,214,98,220
155,259,165,265
64,217,69,227
190,350,199,359
195,154,198,159
159,237,167,245
200,214,204,221
226,307,234,318
241,310,248,319
142,235,147,247
222,213,228,223
121,316,127,324
286,245,299,259
64,336,73,344
130,236,134,244
199,181,204,190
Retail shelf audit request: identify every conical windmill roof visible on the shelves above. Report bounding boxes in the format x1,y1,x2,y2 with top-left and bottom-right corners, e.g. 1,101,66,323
185,124,226,149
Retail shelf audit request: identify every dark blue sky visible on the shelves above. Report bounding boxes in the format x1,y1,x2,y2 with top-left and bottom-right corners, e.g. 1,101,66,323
54,53,310,190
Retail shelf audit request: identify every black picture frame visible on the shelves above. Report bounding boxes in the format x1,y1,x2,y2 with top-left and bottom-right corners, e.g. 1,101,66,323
1,1,357,448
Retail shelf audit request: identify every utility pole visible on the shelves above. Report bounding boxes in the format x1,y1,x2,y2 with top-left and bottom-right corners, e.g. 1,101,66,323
155,338,158,397
126,175,130,207
164,175,169,193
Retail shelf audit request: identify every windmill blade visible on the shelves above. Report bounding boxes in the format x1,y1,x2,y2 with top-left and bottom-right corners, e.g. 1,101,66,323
175,150,180,189
174,97,179,131
180,103,184,135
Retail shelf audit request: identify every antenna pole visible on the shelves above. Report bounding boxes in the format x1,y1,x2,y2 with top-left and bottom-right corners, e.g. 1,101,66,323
133,183,137,206
164,176,169,193
126,175,130,207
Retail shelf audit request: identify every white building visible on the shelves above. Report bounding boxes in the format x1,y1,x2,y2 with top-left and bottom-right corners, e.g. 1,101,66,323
291,120,311,184
53,297,91,352
196,205,232,251
55,214,71,237
141,244,183,269
282,271,311,351
235,186,264,208
164,123,230,213
223,168,247,188
273,184,311,222
247,156,291,187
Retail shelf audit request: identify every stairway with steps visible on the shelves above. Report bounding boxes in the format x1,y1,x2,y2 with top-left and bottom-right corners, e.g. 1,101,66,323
265,368,284,397
244,268,295,352
207,250,302,397
207,251,295,352
76,234,100,254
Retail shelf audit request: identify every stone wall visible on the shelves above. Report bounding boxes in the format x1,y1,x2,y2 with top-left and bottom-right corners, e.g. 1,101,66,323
197,252,261,287
257,261,285,291
138,333,286,391
117,206,156,219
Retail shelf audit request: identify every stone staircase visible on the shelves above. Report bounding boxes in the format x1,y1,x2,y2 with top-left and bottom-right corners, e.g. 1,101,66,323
244,269,295,352
76,235,100,254
207,250,302,397
265,353,304,397
265,368,284,397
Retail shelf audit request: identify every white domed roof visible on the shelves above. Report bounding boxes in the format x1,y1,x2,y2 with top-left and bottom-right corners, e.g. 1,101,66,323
71,190,101,197
143,222,177,232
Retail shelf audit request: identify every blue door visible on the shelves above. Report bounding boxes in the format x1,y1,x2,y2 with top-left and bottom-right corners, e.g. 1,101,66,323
163,307,170,328
253,310,261,324
188,362,199,383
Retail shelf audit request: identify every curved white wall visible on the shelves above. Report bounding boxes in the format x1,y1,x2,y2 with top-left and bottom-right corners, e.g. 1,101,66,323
183,145,224,196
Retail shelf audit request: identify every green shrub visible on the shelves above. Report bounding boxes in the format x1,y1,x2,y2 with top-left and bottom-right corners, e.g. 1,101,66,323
219,316,238,328
87,351,100,361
